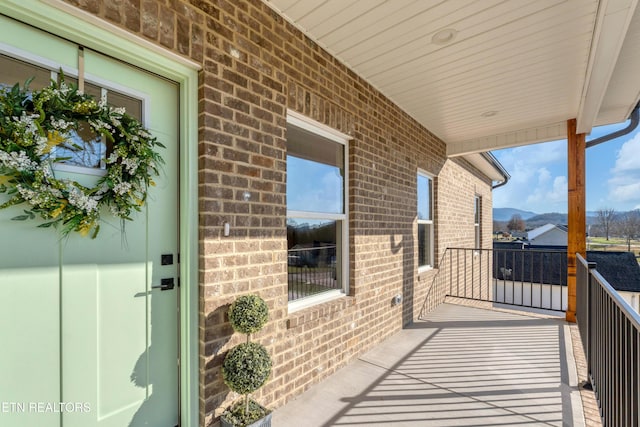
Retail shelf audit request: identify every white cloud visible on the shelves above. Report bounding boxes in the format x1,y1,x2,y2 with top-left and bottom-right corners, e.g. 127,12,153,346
610,182,640,203
550,176,569,201
493,140,568,213
498,140,565,170
524,172,567,208
612,133,640,173
608,133,640,207
537,168,552,185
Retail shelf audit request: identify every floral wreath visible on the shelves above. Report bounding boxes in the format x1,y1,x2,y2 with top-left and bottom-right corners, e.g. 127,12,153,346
0,76,164,238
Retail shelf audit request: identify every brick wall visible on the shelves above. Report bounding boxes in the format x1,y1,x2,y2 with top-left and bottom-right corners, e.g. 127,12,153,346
62,0,495,425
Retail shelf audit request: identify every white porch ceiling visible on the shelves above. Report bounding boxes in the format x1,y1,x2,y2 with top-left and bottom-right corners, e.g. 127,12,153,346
264,0,640,157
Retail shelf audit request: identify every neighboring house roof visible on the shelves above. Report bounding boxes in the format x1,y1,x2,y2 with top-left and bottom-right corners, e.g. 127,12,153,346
510,231,528,239
493,241,528,250
527,223,568,241
491,243,640,292
587,252,640,293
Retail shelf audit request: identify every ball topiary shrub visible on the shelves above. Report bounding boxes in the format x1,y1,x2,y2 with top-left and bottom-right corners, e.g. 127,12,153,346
228,294,269,335
222,342,272,395
221,294,273,426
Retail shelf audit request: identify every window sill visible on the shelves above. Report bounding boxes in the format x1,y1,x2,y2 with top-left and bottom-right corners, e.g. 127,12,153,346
286,293,355,329
288,290,344,313
418,265,434,274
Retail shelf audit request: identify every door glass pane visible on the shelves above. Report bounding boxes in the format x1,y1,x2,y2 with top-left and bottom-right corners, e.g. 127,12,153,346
0,54,51,90
109,90,142,121
64,76,101,98
51,120,105,169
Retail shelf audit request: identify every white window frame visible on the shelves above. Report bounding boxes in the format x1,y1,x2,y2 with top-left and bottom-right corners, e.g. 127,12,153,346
474,195,481,249
417,170,434,272
286,110,350,312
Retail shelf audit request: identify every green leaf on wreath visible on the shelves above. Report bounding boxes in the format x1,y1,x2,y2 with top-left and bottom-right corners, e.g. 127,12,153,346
91,225,100,239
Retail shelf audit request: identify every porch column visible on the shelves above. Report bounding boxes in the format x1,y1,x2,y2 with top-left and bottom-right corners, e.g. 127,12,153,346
567,118,586,322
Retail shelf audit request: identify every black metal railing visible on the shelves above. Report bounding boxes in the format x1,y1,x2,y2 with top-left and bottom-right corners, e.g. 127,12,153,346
287,245,338,302
577,253,640,426
435,247,568,311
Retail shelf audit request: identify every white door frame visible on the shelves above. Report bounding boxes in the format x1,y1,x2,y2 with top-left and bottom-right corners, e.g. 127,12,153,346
0,1,201,425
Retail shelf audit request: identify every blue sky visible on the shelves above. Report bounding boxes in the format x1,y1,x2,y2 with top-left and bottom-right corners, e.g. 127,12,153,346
287,155,343,214
493,121,640,214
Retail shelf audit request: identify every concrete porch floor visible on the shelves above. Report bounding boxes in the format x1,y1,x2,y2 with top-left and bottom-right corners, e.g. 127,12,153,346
273,302,593,427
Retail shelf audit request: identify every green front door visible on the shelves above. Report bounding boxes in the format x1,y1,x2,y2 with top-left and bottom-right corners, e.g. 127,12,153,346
0,16,179,427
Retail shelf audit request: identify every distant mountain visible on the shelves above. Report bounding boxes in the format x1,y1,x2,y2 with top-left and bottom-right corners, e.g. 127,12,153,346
493,208,538,221
526,212,567,228
493,208,599,227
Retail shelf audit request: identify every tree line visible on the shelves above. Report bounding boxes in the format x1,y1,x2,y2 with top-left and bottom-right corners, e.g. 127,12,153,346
593,208,640,251
495,208,640,251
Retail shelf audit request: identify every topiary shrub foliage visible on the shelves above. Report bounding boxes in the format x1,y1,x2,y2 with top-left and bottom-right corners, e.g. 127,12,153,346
222,342,272,395
221,294,272,426
228,294,269,336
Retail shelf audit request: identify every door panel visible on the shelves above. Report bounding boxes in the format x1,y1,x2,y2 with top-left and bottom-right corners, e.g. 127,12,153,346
0,267,60,427
0,16,179,427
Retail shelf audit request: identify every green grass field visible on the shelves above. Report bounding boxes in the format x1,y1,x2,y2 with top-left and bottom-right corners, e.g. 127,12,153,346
588,237,640,253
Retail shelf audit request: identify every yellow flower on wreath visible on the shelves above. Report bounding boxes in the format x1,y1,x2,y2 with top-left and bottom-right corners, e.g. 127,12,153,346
78,220,95,237
50,201,67,219
42,130,66,154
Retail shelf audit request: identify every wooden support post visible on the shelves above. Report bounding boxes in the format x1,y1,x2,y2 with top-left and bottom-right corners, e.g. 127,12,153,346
567,118,586,322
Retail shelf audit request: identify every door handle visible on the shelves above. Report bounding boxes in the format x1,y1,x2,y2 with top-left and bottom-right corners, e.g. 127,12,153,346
152,278,175,291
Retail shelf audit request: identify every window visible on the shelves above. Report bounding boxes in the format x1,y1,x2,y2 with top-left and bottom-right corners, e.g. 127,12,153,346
417,172,434,269
0,54,143,176
286,111,349,308
474,196,482,249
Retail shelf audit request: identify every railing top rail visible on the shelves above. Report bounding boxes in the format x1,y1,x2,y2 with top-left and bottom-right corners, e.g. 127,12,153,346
288,245,337,252
447,247,568,254
577,252,640,330
576,253,596,268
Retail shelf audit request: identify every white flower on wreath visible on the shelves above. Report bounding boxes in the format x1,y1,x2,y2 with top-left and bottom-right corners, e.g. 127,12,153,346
121,157,139,174
0,149,38,171
67,185,98,213
49,116,74,131
113,182,132,196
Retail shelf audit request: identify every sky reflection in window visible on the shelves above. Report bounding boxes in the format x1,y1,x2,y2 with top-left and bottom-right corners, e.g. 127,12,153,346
287,155,343,214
